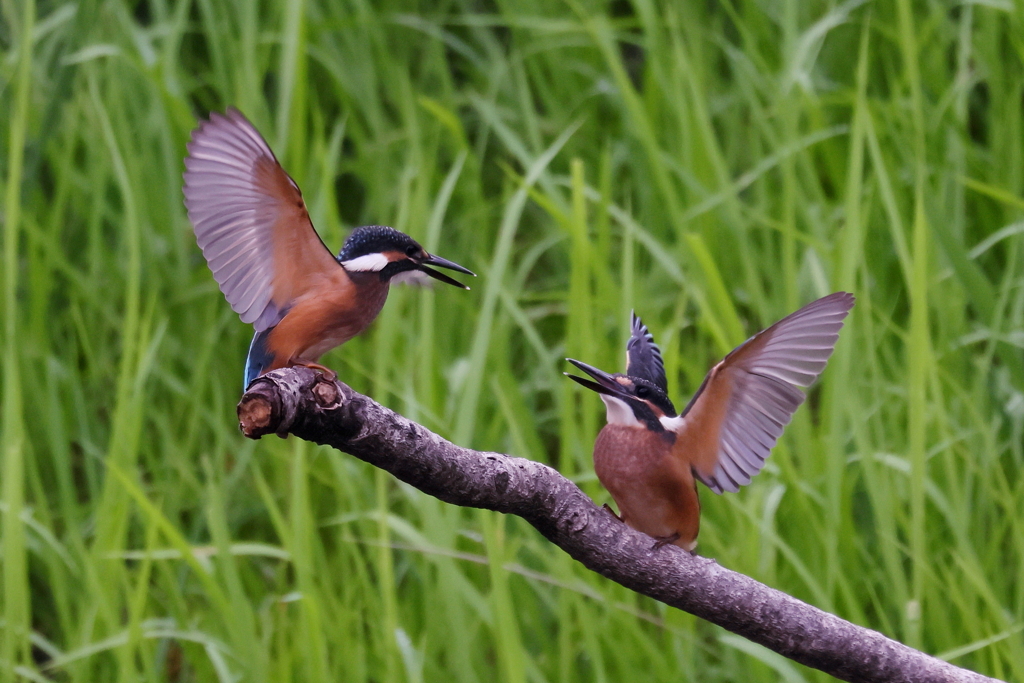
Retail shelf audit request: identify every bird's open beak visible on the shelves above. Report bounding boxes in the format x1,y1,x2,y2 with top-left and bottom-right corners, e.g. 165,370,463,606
564,359,631,399
418,254,476,289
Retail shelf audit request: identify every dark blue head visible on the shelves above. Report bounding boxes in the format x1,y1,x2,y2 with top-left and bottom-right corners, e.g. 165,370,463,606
337,225,474,288
564,358,677,432
564,313,677,431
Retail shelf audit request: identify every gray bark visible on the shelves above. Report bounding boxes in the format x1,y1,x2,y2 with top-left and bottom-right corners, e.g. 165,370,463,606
237,367,1000,683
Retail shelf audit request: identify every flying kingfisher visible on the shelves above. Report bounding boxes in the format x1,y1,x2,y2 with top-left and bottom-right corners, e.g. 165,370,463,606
182,108,474,387
565,292,854,551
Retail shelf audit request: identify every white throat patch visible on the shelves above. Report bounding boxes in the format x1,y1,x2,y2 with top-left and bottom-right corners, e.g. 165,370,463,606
389,269,432,286
659,414,684,433
341,252,390,272
600,395,642,427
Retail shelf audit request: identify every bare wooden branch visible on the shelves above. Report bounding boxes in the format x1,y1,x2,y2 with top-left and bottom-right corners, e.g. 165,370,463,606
238,367,1000,683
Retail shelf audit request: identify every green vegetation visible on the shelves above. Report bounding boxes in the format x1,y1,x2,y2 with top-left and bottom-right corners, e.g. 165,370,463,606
2,0,1023,680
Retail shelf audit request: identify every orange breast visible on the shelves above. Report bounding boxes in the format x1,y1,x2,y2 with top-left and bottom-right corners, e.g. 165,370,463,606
266,270,390,368
594,424,701,550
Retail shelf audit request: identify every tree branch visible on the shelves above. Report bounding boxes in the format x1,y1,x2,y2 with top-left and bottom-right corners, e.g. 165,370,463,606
237,367,999,683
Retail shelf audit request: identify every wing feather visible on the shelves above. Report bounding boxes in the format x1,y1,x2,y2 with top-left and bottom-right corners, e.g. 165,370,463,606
183,108,340,331
626,312,668,392
668,292,855,494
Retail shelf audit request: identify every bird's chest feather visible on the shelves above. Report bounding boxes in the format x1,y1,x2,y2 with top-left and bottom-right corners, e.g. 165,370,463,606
593,425,675,491
333,273,390,332
270,271,390,360
305,276,389,353
593,424,698,543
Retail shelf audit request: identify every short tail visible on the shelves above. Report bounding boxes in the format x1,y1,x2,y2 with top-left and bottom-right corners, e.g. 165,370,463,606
244,328,276,389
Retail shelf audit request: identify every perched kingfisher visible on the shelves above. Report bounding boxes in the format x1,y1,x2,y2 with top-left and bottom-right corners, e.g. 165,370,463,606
565,292,855,551
182,108,474,387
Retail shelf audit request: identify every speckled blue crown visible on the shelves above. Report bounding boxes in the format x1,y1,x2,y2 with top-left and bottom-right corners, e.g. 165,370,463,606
337,225,420,262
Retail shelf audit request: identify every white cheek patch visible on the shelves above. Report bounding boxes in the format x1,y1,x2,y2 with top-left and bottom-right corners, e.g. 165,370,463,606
659,414,685,433
341,252,390,272
389,269,432,287
600,395,642,427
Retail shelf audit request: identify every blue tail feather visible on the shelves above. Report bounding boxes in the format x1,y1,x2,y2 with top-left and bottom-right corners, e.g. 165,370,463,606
244,328,276,389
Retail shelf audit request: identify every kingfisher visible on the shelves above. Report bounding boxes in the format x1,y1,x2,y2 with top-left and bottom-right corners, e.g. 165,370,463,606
182,108,474,387
565,292,854,551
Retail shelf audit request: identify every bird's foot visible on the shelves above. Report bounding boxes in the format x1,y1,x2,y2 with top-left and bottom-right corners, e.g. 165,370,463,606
602,503,622,521
292,360,338,382
651,532,681,550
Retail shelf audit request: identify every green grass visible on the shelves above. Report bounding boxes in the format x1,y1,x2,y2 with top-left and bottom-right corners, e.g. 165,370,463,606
2,0,1023,681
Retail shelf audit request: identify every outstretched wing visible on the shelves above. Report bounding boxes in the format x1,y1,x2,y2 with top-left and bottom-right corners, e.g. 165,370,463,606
183,108,340,332
665,292,855,494
626,311,668,392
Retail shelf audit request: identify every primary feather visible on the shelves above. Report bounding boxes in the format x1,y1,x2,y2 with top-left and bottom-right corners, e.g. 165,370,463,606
667,292,855,493
183,108,339,333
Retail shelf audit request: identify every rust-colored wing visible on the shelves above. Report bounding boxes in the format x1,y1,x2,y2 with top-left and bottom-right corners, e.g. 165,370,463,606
666,292,855,494
183,108,340,332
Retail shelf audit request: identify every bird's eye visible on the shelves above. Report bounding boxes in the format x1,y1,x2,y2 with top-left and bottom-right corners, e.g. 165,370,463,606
406,245,419,257
636,385,650,399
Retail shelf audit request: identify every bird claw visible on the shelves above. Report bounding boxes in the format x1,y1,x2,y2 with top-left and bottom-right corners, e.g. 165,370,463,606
602,503,622,521
651,533,680,551
292,360,338,382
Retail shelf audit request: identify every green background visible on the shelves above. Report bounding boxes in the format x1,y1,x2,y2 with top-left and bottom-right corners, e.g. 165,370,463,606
2,0,1023,680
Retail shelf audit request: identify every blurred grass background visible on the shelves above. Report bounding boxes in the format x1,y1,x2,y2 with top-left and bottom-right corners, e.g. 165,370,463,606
2,0,1023,680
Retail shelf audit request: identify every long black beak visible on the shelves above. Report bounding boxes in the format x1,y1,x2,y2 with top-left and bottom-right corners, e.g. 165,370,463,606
418,254,475,289
564,359,630,399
